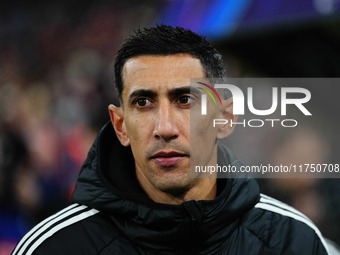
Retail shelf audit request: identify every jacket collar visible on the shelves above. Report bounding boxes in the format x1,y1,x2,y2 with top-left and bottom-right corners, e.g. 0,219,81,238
72,122,260,253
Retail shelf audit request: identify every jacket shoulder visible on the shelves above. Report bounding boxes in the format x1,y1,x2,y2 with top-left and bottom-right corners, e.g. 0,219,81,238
11,204,112,255
242,194,330,255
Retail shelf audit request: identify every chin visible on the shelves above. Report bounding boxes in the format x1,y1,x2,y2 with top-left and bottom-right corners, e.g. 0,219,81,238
156,176,193,196
160,185,190,196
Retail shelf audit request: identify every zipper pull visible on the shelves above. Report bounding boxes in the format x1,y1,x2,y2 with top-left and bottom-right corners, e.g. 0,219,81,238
182,200,203,232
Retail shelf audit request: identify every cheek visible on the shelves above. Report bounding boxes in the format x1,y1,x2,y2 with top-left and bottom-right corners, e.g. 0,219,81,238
191,112,218,136
124,114,152,144
190,100,219,135
190,109,219,156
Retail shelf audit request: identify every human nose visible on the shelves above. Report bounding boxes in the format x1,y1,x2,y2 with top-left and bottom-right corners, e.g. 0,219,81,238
153,102,179,141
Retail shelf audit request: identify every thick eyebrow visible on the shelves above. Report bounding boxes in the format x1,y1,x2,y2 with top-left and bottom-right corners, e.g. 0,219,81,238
128,86,201,104
169,86,201,98
128,89,157,103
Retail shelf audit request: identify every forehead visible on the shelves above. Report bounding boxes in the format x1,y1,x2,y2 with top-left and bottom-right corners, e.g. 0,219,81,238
121,54,205,99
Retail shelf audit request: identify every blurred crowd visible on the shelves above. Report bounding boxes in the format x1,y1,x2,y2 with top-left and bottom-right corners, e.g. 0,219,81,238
0,1,340,254
0,2,157,253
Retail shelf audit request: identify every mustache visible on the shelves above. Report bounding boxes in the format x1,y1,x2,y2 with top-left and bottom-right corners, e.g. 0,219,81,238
146,141,191,159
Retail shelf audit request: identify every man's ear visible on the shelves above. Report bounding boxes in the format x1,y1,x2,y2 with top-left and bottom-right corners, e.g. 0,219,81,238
216,98,238,140
108,104,130,146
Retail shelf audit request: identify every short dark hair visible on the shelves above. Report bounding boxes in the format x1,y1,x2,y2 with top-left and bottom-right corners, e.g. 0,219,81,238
114,25,226,101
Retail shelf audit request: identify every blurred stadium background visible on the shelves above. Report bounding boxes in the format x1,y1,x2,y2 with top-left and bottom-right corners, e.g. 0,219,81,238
1,0,340,253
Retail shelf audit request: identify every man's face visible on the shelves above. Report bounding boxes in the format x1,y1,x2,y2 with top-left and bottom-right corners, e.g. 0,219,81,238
115,54,221,195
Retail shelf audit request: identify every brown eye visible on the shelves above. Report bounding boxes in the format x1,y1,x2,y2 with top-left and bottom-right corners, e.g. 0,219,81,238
178,95,192,105
135,98,154,108
136,98,147,107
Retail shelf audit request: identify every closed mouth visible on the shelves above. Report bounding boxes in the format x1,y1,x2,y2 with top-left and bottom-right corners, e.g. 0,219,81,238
150,151,188,167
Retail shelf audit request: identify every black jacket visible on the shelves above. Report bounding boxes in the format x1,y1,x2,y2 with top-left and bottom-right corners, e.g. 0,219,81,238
12,123,330,255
